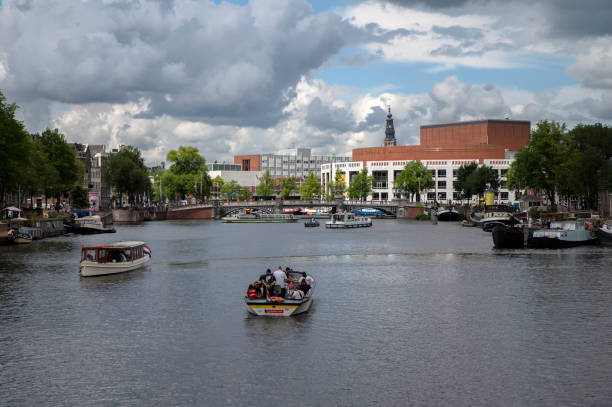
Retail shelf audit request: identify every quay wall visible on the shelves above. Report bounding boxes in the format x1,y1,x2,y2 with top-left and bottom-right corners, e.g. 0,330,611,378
396,205,425,219
112,209,145,224
167,207,213,220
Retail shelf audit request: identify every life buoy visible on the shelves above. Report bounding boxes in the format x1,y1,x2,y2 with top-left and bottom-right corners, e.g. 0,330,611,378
269,296,285,302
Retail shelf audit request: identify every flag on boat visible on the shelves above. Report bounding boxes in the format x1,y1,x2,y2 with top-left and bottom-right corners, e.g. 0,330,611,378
143,245,152,257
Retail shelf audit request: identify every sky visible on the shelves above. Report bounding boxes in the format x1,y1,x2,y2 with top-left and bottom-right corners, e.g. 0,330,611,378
1,0,611,165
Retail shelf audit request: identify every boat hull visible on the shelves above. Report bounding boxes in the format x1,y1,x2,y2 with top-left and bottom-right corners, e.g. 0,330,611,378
596,226,612,246
245,297,313,316
527,236,598,249
325,222,372,228
492,225,525,249
222,219,298,223
80,256,150,277
437,210,461,222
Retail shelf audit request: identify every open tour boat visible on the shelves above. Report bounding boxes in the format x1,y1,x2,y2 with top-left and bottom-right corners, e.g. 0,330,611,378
79,241,151,277
245,271,315,316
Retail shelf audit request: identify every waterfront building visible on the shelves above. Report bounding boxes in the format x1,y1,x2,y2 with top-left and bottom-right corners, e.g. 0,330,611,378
322,159,516,204
234,148,350,180
321,111,530,204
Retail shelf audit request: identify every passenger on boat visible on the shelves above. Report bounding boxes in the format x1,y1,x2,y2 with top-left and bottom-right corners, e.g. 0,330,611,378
120,252,127,262
298,279,310,295
272,266,288,298
290,287,304,300
246,285,257,299
258,269,275,297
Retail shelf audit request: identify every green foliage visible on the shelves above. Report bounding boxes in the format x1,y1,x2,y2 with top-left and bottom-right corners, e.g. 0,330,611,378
256,170,274,198
102,145,151,203
465,165,500,198
415,213,430,221
506,120,572,206
238,187,252,201
348,168,373,201
0,91,32,203
221,180,239,201
393,161,433,201
164,146,211,200
35,128,80,199
454,162,478,200
69,184,89,208
300,172,321,199
332,171,346,198
280,176,296,200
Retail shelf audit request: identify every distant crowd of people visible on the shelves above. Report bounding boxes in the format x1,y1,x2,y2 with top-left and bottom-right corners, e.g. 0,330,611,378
246,266,313,300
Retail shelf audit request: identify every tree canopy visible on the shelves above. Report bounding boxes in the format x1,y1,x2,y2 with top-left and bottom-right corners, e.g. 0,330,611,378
256,170,274,198
393,161,433,201
161,146,211,201
300,172,321,199
507,121,574,207
348,168,373,201
280,177,296,200
102,145,151,204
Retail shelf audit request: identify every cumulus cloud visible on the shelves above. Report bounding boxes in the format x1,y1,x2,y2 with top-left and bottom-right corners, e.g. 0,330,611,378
0,0,369,130
567,45,612,89
429,75,510,122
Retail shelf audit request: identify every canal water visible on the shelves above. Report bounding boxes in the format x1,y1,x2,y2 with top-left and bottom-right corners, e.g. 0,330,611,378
1,220,611,406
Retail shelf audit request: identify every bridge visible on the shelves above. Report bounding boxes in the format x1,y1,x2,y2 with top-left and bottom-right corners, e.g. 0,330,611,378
168,199,430,219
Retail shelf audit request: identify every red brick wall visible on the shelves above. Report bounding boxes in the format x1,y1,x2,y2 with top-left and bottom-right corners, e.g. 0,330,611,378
233,155,261,171
167,207,213,220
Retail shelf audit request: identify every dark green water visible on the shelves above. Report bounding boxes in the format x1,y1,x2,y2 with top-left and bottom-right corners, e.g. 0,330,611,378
1,220,611,406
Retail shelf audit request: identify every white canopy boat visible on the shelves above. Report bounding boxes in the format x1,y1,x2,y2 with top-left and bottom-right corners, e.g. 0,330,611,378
79,241,151,277
326,212,372,229
221,212,297,223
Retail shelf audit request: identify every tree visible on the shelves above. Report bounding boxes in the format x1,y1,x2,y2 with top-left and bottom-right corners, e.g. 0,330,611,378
465,165,499,199
221,180,239,201
300,172,321,199
332,171,346,199
506,120,574,207
256,170,274,198
102,145,151,205
348,168,373,201
0,91,33,206
35,128,81,206
562,123,612,209
454,162,479,201
238,186,252,201
163,146,211,201
69,184,89,208
280,177,296,200
393,161,433,201
212,175,224,199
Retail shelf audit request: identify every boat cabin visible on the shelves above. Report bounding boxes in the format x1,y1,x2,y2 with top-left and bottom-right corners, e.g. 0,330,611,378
81,241,146,264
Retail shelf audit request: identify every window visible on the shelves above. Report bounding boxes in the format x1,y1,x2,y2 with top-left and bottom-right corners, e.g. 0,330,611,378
437,181,446,189
438,192,446,200
453,169,458,178
427,192,436,200
500,180,507,188
430,170,436,178
500,169,508,177
381,192,388,200
372,171,388,189
453,192,461,200
438,169,446,178
500,192,509,200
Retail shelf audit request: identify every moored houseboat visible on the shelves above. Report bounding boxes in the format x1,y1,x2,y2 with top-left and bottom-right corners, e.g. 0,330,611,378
79,241,151,277
596,221,612,246
527,221,598,249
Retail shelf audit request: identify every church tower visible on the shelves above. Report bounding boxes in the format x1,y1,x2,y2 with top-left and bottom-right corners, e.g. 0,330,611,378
384,106,397,147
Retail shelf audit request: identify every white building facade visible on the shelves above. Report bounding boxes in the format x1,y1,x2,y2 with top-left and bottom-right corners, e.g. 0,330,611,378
321,159,517,204
259,148,351,179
